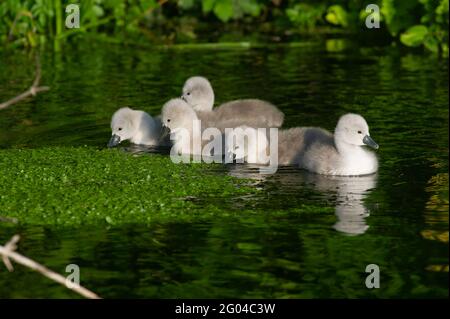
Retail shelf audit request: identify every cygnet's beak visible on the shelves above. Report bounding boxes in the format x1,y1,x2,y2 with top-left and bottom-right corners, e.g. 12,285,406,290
363,135,379,150
107,134,121,148
180,95,187,102
159,125,171,141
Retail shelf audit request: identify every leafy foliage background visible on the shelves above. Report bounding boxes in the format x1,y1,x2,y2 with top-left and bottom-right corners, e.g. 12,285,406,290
0,1,448,53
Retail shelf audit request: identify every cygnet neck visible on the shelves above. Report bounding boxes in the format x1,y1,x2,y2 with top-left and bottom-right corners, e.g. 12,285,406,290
130,111,155,144
334,137,363,157
195,99,214,112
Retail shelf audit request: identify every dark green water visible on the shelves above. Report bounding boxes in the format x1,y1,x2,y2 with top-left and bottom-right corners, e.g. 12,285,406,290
0,39,448,298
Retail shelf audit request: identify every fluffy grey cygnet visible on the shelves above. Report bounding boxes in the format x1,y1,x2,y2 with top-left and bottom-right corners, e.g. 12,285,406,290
181,76,284,128
160,98,224,155
233,113,379,176
181,76,214,112
108,107,169,148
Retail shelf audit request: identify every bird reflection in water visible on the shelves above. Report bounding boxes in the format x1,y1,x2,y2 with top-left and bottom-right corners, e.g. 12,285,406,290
227,164,377,236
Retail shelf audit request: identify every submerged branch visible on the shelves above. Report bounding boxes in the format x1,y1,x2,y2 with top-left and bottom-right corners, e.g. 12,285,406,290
0,235,101,299
0,55,50,111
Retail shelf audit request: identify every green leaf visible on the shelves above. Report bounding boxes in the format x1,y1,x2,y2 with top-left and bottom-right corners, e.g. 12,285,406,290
213,0,233,22
436,0,449,16
92,5,104,17
381,0,421,36
202,0,215,13
400,25,428,47
442,43,449,57
239,0,261,17
325,5,348,27
423,35,439,52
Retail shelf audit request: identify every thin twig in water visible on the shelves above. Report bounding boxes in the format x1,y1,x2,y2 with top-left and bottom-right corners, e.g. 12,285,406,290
0,55,50,111
0,235,101,299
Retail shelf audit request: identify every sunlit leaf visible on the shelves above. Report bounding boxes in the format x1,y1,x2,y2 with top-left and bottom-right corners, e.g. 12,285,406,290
202,0,215,13
400,24,428,47
213,0,233,22
423,35,439,52
325,5,348,27
92,5,104,17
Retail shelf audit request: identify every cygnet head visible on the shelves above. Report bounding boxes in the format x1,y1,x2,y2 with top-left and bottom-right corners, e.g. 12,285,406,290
161,98,198,133
181,76,214,112
334,113,379,149
108,107,138,148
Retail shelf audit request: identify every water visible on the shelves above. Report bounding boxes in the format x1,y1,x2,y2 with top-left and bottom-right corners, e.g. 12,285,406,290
0,39,448,298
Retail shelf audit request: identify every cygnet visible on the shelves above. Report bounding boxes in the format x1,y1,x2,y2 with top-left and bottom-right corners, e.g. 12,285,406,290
181,76,284,128
160,98,223,156
108,107,169,148
230,113,379,176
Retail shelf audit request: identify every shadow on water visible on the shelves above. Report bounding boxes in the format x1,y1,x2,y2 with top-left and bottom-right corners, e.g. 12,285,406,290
121,143,172,155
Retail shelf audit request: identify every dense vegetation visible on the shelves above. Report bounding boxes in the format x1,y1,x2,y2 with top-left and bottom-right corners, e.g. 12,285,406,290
0,147,266,225
0,0,448,54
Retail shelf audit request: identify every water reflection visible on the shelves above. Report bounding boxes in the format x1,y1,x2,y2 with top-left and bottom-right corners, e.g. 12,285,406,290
227,163,270,182
319,174,376,235
227,164,376,235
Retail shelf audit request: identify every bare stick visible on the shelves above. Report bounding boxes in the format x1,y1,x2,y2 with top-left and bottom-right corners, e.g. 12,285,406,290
0,55,50,111
0,235,101,299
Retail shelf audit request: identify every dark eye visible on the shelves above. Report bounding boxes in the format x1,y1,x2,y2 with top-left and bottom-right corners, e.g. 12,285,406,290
167,119,171,122
118,127,122,131
187,92,190,96
357,130,362,134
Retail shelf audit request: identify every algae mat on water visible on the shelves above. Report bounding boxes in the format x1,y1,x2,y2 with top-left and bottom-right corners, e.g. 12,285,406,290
0,147,258,226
